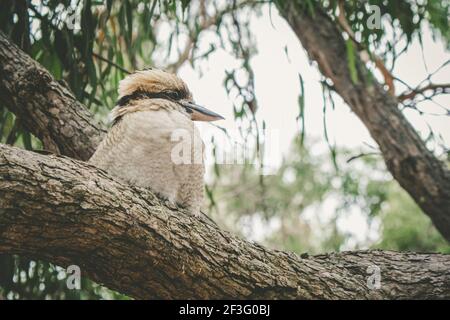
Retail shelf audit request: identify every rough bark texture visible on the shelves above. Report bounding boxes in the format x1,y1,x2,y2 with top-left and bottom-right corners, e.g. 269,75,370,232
277,2,450,242
0,31,104,161
0,143,449,299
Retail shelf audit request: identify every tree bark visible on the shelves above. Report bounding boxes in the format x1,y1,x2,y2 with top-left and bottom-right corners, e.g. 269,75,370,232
0,31,104,161
0,143,449,299
276,2,450,242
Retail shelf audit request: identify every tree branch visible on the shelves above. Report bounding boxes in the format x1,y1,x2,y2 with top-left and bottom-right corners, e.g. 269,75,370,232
397,83,450,102
0,143,449,299
277,2,450,242
0,31,105,161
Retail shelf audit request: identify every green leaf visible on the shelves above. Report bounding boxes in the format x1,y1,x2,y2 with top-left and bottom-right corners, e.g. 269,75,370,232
346,39,359,84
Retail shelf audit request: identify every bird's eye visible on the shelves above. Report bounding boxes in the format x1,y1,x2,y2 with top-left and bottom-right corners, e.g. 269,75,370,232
166,91,180,100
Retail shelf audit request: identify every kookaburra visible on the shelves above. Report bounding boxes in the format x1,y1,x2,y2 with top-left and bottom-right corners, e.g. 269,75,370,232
89,69,223,215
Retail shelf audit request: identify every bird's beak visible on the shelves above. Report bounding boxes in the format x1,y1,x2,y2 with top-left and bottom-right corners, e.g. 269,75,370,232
181,101,224,122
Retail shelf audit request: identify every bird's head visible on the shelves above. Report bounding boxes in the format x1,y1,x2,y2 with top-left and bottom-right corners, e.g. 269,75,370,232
112,68,224,123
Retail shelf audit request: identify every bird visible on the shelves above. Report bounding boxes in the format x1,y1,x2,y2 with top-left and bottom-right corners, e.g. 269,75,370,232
89,68,224,215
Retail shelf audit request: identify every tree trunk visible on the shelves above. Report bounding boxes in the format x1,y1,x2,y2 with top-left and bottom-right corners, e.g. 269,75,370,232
0,143,449,299
276,1,450,242
0,31,104,161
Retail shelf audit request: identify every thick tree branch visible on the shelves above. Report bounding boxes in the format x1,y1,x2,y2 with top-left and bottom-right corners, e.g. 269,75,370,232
0,31,104,161
277,2,450,242
0,143,449,299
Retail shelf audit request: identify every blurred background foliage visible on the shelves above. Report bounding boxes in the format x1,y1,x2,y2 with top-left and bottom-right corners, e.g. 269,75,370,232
0,0,449,299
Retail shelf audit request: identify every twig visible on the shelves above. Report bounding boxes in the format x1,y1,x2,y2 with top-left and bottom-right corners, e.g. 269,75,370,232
92,52,132,74
346,152,381,163
397,83,450,102
415,59,450,89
